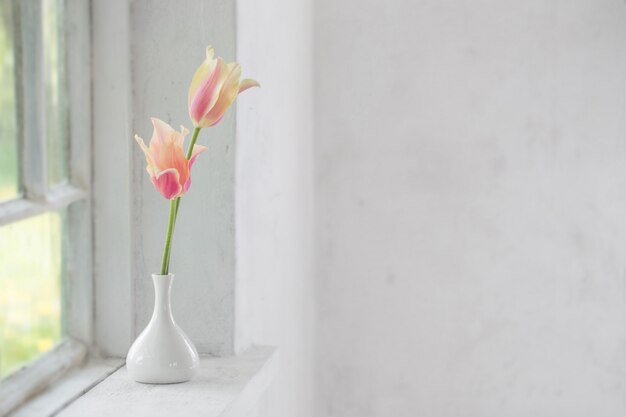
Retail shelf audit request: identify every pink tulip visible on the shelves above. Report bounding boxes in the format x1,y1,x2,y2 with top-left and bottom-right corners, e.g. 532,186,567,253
135,118,207,200
188,46,259,128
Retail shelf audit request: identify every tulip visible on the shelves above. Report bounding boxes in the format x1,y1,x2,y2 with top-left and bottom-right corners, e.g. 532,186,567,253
188,46,259,128
135,118,207,200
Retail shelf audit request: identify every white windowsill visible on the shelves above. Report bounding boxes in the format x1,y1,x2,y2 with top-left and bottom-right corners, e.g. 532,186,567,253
9,346,277,417
7,357,123,417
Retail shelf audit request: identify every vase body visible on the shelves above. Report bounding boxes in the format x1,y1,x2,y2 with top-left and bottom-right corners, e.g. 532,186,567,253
126,274,199,383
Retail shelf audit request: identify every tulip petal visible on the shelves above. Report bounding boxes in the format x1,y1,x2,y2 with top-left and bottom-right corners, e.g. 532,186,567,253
135,134,158,177
203,63,242,126
239,78,260,93
177,125,189,147
150,117,176,145
189,59,222,125
182,179,192,193
158,139,189,187
187,47,215,104
189,144,208,169
152,168,182,200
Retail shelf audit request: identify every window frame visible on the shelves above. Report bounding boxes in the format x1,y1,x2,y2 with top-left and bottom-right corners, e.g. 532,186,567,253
0,0,92,413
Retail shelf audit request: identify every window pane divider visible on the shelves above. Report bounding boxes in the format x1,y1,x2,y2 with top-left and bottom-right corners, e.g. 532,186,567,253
0,184,86,227
15,0,48,200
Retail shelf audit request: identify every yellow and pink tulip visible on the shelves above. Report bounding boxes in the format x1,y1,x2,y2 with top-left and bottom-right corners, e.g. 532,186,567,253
188,46,259,128
135,118,207,200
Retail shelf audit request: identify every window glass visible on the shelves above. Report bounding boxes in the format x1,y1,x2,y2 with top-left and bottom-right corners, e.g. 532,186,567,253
0,210,64,377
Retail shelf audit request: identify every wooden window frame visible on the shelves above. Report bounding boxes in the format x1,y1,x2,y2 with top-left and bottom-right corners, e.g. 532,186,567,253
0,0,92,414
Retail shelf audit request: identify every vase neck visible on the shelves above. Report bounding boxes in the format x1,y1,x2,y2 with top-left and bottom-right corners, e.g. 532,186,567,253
152,274,174,319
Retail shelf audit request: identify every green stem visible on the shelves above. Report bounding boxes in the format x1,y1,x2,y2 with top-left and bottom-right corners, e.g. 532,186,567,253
160,199,177,275
185,127,202,160
162,126,202,273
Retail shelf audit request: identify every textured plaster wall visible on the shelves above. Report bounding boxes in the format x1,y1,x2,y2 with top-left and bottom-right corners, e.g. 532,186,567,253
314,0,626,416
130,0,237,355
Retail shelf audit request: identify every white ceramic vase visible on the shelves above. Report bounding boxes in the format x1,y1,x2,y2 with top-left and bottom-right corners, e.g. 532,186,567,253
126,273,199,384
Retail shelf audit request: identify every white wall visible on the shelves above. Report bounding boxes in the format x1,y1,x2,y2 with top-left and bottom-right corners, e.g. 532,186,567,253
314,1,626,416
236,0,315,416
